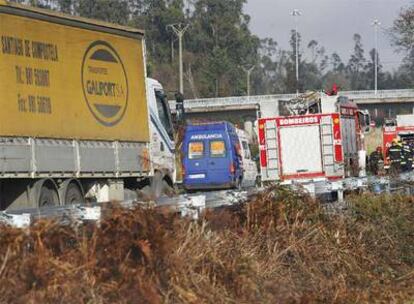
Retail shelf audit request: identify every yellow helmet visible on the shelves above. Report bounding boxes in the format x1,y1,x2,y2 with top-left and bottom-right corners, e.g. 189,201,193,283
392,138,399,144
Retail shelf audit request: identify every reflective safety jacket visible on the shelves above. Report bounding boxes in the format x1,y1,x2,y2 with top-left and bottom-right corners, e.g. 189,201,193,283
387,144,402,163
403,144,413,163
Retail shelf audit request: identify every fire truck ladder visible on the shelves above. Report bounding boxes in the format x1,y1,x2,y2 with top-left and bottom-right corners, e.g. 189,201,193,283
264,120,279,180
320,116,335,176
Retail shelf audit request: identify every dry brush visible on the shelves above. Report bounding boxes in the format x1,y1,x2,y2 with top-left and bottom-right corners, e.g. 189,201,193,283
0,187,413,303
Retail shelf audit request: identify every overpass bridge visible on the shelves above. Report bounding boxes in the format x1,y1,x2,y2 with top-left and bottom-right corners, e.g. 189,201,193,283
171,89,414,123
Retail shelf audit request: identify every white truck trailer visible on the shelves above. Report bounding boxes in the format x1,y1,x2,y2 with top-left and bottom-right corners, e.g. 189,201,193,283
0,1,176,209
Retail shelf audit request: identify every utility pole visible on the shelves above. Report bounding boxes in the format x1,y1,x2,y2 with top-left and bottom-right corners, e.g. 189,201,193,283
167,23,189,94
372,19,381,95
171,37,175,62
242,66,255,96
291,9,302,96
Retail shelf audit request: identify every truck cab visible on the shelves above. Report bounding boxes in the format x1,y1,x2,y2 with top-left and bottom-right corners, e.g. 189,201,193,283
146,78,176,186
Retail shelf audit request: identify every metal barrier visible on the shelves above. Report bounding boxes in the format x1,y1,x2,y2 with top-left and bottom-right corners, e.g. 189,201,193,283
170,89,414,112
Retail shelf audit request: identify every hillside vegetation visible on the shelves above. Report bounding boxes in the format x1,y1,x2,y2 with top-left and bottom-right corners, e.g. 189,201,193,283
10,0,414,98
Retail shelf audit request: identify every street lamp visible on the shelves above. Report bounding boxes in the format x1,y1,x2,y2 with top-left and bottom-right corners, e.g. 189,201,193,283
291,8,302,96
242,66,255,96
372,19,381,95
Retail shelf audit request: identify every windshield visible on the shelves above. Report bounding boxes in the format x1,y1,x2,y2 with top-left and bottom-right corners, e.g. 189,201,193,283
155,90,174,140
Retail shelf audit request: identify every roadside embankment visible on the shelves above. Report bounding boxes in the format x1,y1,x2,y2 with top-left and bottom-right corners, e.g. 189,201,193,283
0,187,413,303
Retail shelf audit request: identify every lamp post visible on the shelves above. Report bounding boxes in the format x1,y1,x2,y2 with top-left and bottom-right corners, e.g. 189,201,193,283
291,8,302,96
372,19,381,95
242,66,255,96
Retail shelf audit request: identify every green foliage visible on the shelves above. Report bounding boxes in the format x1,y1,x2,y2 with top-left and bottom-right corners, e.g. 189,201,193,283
391,6,414,52
186,0,259,96
347,34,367,89
391,4,414,88
9,0,414,96
77,0,130,25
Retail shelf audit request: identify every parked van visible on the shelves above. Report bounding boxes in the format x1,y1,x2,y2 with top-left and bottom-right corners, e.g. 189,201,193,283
182,122,257,190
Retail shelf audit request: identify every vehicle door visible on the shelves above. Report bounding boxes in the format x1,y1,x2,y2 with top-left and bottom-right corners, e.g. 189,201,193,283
240,140,258,187
184,138,208,183
148,82,175,177
279,125,323,176
207,135,231,185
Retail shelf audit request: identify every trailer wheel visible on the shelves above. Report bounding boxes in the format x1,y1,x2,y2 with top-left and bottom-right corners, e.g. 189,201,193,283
63,182,85,205
152,171,175,198
33,180,59,207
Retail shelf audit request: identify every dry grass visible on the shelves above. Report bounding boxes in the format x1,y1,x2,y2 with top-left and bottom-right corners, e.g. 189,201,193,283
0,188,413,303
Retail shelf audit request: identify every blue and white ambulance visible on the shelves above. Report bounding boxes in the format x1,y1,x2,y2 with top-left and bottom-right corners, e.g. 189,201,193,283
182,122,257,190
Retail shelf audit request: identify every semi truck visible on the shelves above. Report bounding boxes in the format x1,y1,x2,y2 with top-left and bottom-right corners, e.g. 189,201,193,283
0,1,176,210
258,93,370,183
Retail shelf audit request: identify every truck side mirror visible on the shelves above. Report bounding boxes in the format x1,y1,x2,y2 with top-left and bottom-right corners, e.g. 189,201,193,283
358,110,371,133
364,112,371,133
175,92,185,125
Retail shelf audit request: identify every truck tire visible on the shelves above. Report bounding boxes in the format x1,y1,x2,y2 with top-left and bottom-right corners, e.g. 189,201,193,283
151,171,175,199
64,182,85,205
38,184,59,207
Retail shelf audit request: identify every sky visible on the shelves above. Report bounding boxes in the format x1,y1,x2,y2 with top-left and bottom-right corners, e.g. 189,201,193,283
244,0,413,71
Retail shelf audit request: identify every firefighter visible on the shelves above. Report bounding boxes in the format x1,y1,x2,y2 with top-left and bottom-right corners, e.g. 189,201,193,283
387,138,402,175
402,140,413,172
399,140,407,172
369,146,384,175
325,83,338,96
410,142,414,171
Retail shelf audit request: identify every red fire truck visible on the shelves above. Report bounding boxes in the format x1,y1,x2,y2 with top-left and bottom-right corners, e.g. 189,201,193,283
382,115,414,169
258,93,370,183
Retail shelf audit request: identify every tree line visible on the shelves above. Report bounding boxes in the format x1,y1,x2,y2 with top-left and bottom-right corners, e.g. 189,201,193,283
10,0,414,98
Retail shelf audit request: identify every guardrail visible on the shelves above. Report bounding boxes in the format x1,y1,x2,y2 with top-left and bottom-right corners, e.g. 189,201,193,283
0,190,252,228
4,174,414,228
341,89,414,99
170,89,414,111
